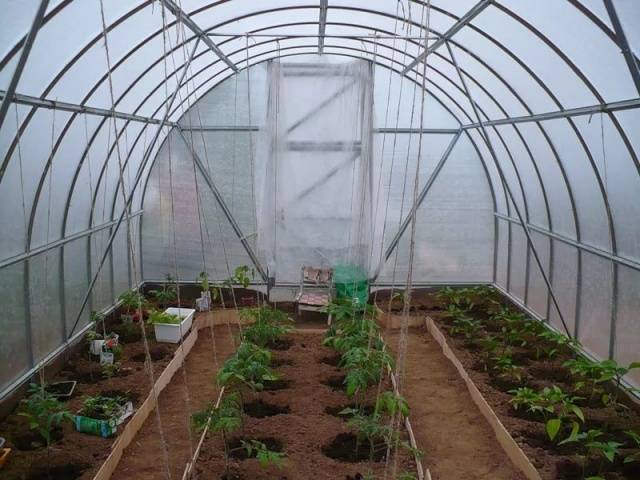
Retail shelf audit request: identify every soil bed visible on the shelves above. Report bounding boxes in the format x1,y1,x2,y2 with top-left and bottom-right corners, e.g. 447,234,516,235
194,331,416,479
0,318,181,480
385,287,640,480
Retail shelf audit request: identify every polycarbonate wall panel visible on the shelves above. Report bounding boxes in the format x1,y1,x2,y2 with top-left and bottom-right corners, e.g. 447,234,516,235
0,262,29,393
377,134,494,283
526,231,551,319
495,219,508,287
508,226,527,301
548,240,578,335
142,130,255,281
573,114,640,262
28,248,63,364
615,266,640,387
578,253,613,359
63,238,90,337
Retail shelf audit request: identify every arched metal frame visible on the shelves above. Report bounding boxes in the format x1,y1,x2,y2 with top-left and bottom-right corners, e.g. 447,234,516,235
0,0,638,394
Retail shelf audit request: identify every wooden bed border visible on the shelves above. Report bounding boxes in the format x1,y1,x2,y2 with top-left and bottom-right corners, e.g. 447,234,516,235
92,309,243,480
424,315,542,480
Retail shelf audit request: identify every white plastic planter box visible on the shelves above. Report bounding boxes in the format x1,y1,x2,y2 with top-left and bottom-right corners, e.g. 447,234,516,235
153,307,195,343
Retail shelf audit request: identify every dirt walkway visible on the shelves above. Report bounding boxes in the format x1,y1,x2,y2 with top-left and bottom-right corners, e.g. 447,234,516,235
386,326,526,480
113,324,237,479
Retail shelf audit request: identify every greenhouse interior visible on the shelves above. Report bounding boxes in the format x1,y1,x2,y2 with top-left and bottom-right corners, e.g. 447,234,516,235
0,1,639,479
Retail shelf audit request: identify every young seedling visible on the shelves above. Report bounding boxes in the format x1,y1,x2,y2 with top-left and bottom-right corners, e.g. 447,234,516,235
624,430,640,464
448,315,482,341
146,310,181,325
217,342,278,394
240,439,285,468
240,306,292,347
79,394,128,421
102,362,121,380
192,392,242,478
509,385,584,443
559,428,623,479
19,383,72,448
149,280,177,309
492,353,524,384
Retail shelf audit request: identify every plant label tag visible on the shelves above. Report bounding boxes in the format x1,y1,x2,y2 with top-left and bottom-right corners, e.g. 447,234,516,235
100,351,114,365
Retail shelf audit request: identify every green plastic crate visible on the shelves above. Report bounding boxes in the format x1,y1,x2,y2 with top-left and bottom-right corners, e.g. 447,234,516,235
333,264,369,306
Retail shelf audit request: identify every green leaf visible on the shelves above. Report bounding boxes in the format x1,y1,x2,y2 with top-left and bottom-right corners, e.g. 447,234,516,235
558,422,581,445
569,404,584,422
628,362,640,370
546,418,562,441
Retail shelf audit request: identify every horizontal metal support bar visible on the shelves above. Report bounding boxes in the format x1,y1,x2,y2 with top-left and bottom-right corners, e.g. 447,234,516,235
375,127,460,134
463,97,640,128
287,140,361,152
207,32,439,40
0,210,143,269
0,90,177,127
495,213,640,271
180,125,259,132
180,126,460,134
403,0,493,74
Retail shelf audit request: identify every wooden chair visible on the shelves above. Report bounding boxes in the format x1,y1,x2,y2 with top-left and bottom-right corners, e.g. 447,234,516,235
295,266,333,324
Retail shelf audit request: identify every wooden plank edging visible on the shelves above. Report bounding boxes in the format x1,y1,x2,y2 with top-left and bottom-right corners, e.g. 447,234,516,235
424,316,542,480
92,324,200,480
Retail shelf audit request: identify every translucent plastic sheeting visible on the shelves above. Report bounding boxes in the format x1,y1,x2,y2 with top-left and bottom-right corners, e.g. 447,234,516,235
615,265,640,387
578,252,613,360
548,240,578,336
142,129,255,281
0,262,29,393
256,59,379,282
377,134,494,283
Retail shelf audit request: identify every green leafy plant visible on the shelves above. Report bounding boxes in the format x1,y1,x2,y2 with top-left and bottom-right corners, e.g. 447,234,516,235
217,342,278,393
102,362,121,379
559,428,622,479
149,282,177,309
198,271,210,292
374,391,410,418
436,287,474,311
449,314,483,340
118,290,146,314
78,394,128,421
222,265,254,289
240,306,292,347
509,385,584,443
478,335,501,370
192,392,242,477
240,439,285,468
341,347,394,400
624,430,640,464
492,353,524,384
535,329,580,359
564,357,640,408
19,383,72,448
146,310,181,325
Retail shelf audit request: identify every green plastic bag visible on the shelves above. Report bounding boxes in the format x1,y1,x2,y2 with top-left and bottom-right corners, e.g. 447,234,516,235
333,264,369,306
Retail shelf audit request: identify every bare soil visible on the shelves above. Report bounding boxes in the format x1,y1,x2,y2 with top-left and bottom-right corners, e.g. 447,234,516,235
392,288,640,480
113,324,238,479
0,321,181,480
385,327,526,480
194,331,416,479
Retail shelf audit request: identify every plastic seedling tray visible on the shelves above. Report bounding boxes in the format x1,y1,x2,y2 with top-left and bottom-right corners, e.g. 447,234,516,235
153,307,195,343
45,381,77,400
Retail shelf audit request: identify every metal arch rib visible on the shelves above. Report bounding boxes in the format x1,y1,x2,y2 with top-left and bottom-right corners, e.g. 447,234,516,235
603,0,640,95
160,0,238,72
402,0,493,74
318,0,328,54
0,0,49,132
